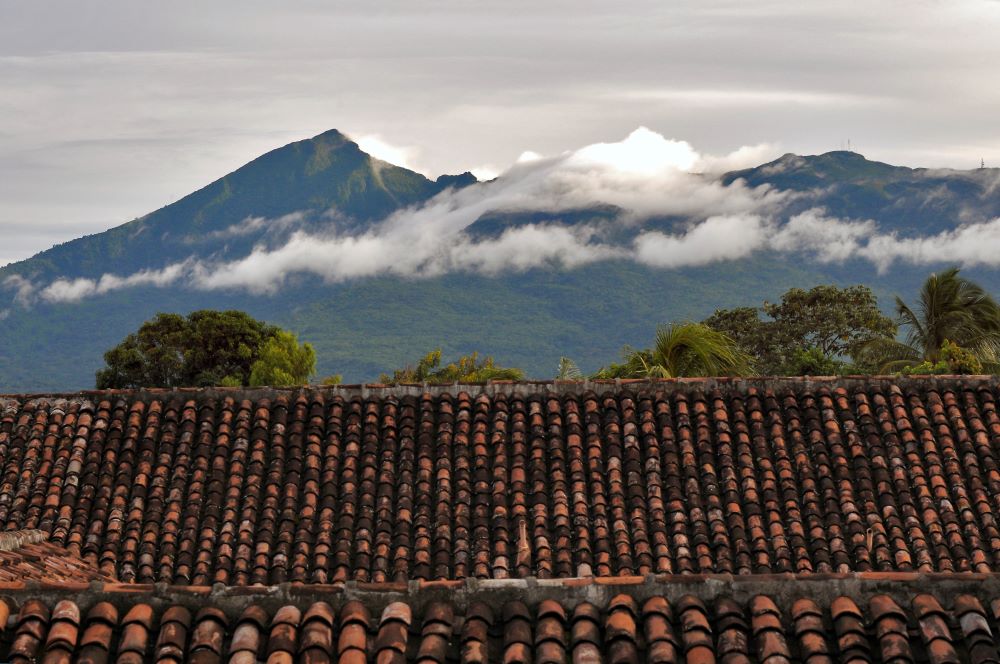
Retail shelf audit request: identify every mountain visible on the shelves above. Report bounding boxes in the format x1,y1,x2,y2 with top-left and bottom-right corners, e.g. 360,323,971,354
2,132,999,391
724,151,1000,234
7,129,475,282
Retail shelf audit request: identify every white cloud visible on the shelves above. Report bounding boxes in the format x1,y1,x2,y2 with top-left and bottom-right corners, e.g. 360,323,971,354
618,88,886,108
2,275,36,306
353,135,420,172
858,218,1000,272
444,224,626,275
191,211,306,242
13,126,1000,305
634,215,768,267
693,143,784,174
770,209,876,262
570,127,699,175
39,261,193,303
469,165,500,181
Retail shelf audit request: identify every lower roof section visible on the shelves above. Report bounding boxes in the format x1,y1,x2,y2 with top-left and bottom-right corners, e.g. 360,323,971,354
0,573,999,663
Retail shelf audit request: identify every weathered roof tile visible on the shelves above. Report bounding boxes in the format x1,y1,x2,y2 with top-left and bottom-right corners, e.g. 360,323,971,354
4,381,1000,582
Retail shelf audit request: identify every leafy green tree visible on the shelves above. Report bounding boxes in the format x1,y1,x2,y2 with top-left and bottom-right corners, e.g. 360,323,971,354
785,346,846,376
594,322,754,378
704,284,896,374
857,268,1000,373
380,349,524,383
96,310,280,388
702,306,778,370
899,340,984,376
248,331,317,386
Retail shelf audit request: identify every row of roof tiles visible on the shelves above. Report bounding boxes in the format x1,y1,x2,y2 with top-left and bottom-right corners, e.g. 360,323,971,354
0,531,116,584
3,381,1000,582
2,589,1000,663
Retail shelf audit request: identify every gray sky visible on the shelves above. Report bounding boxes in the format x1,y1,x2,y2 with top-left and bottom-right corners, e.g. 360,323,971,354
2,0,999,267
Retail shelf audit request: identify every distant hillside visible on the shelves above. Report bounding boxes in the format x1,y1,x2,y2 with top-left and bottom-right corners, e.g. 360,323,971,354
2,132,999,392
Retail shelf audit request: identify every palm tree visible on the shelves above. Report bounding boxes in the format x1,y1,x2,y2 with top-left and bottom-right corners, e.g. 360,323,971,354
556,357,583,379
597,322,754,378
859,268,1000,372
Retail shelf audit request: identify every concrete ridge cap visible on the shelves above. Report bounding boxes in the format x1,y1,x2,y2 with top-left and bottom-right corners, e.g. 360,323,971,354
0,571,994,598
1,375,997,402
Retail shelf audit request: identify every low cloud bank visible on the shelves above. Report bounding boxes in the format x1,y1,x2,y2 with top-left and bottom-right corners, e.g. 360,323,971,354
7,127,1000,305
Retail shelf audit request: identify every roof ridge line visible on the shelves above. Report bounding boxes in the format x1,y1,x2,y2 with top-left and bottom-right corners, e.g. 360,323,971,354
2,375,997,401
0,570,997,597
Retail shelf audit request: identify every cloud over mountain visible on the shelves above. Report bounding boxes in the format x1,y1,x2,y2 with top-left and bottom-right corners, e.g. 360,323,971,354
9,127,1000,305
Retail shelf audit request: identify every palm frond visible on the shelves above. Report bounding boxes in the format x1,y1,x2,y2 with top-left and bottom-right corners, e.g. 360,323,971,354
647,322,754,377
854,336,921,373
556,357,583,380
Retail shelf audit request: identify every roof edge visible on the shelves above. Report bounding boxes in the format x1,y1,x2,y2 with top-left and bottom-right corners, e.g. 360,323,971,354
1,375,997,402
0,571,997,617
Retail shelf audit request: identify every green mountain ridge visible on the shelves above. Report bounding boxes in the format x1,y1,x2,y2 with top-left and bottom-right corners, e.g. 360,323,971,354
2,129,475,282
3,131,1000,391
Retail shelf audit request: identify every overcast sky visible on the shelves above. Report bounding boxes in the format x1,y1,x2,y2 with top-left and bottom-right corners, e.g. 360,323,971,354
1,0,999,267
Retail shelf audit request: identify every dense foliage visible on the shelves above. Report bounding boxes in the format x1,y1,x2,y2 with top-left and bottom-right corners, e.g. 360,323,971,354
592,322,754,378
47,271,1000,391
95,310,280,388
247,330,317,387
857,268,1000,373
98,311,322,389
704,284,896,374
380,349,524,384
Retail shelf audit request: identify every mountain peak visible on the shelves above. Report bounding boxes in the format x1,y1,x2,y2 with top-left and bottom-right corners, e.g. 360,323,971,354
435,172,478,190
1,128,443,282
311,127,350,142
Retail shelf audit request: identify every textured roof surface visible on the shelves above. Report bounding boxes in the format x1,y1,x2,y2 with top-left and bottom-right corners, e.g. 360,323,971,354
0,529,115,583
0,579,999,663
3,378,1000,584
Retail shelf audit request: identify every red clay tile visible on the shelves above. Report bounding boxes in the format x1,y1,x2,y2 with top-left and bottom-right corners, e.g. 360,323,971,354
6,381,1000,582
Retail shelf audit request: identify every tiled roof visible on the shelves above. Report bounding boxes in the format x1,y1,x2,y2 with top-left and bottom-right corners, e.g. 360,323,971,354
0,574,998,663
0,529,115,583
3,377,1000,584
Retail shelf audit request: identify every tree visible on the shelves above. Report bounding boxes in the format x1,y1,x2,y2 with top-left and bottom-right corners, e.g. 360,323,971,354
899,340,983,376
248,330,317,386
764,285,896,357
704,284,896,374
857,268,1000,373
556,357,582,379
96,310,280,388
380,349,524,383
593,322,754,378
702,306,778,371
785,346,846,376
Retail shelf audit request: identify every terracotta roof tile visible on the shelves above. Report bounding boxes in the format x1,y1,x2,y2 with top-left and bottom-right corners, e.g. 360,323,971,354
3,380,1000,582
